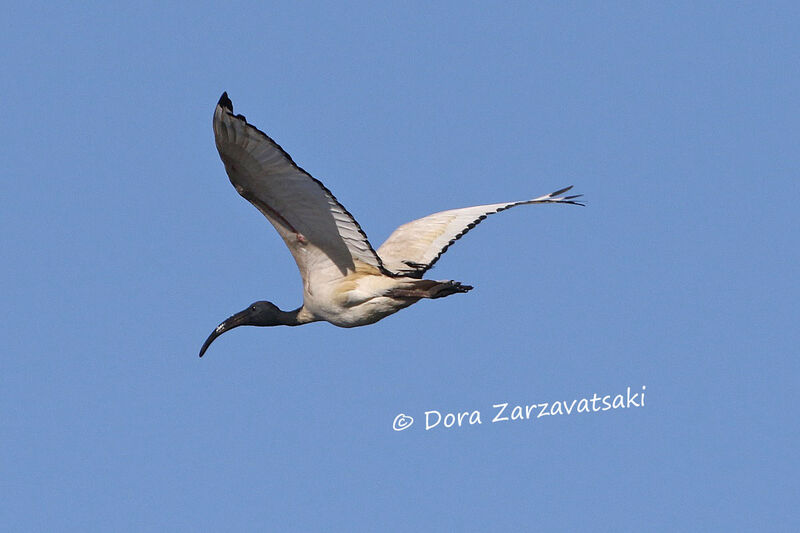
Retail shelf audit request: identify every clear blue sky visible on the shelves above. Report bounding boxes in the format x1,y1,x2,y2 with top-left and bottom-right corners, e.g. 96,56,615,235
3,2,798,531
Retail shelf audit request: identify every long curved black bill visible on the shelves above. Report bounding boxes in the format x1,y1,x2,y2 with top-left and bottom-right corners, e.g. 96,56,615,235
198,326,225,358
198,309,250,358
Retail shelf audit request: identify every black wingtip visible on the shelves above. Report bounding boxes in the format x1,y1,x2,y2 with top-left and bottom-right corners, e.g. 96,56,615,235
550,185,573,197
217,92,233,112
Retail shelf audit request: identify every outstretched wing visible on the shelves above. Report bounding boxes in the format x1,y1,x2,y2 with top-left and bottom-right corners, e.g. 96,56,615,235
213,93,388,288
377,187,583,277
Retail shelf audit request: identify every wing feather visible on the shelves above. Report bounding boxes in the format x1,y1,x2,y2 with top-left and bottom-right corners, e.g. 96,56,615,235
212,93,387,288
377,188,583,277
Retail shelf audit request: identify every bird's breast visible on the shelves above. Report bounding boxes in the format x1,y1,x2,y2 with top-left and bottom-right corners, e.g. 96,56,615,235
302,274,418,328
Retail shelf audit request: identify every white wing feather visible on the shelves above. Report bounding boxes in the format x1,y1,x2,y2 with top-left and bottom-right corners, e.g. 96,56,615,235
212,95,387,289
377,188,583,277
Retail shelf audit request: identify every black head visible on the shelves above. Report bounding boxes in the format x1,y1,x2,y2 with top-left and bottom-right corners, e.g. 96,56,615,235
199,301,282,357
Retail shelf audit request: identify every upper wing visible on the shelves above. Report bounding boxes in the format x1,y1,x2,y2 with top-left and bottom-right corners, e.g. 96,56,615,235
212,93,388,288
377,187,583,277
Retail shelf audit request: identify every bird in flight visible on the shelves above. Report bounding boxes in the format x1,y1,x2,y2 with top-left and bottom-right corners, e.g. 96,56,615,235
199,92,583,357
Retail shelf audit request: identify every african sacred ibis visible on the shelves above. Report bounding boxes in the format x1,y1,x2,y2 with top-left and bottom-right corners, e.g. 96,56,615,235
199,92,583,357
